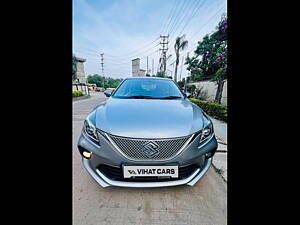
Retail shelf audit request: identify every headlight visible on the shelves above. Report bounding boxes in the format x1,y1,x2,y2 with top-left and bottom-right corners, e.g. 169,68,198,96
83,119,99,143
199,122,214,144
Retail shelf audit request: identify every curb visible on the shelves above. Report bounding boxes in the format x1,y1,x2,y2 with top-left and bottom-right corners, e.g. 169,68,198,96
212,163,227,183
213,138,227,183
217,141,227,145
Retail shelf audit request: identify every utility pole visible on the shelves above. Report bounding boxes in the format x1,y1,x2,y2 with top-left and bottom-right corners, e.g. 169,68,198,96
147,56,148,75
152,58,154,76
159,35,169,76
100,53,104,89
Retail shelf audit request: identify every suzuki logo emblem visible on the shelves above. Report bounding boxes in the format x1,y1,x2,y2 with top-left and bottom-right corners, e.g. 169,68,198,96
142,141,160,157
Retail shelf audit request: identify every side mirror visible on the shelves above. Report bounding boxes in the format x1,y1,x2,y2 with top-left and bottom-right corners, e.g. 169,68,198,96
185,92,192,98
104,89,112,97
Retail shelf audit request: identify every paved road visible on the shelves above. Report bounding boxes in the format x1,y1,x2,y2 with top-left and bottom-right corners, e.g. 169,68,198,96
73,92,227,225
210,118,227,144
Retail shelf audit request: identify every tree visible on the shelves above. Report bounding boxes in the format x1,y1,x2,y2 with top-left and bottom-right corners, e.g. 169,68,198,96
185,14,227,103
211,15,227,103
213,68,226,103
86,74,123,88
174,35,188,82
177,80,185,89
155,72,165,77
186,84,196,97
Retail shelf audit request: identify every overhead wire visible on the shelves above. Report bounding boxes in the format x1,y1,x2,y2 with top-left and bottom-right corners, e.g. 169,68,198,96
105,37,160,58
166,0,190,36
100,0,181,60
102,0,184,74
104,42,160,63
165,0,204,68
79,0,226,77
168,0,200,37
168,0,207,46
188,4,227,51
176,0,208,37
160,0,180,35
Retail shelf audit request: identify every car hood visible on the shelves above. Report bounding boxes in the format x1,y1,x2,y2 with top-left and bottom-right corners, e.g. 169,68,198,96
94,97,205,138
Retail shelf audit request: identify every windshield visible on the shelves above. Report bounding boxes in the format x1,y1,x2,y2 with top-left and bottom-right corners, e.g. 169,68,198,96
112,78,184,99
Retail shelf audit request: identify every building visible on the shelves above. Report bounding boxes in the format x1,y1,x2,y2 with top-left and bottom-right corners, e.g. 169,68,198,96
74,56,87,83
132,58,140,77
138,69,146,76
132,58,146,77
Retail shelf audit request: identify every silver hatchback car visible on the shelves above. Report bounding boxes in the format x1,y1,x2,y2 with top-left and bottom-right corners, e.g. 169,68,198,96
77,77,217,188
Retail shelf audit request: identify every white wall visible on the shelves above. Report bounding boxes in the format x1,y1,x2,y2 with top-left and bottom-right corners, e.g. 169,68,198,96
72,84,89,95
76,61,86,83
188,80,227,105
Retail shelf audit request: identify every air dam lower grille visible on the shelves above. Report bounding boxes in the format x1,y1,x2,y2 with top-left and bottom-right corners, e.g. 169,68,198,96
106,133,192,161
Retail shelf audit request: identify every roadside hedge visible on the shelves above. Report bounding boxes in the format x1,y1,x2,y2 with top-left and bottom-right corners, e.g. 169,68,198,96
72,90,84,98
189,98,227,122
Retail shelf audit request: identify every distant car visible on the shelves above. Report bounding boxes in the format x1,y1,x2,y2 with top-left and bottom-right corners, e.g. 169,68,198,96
78,77,217,188
106,87,115,91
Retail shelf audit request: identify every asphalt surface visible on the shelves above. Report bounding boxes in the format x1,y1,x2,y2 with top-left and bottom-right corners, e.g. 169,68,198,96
73,92,227,225
210,118,227,144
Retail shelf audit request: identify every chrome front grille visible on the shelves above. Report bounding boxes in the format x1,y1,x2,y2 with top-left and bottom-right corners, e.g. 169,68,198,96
106,133,193,161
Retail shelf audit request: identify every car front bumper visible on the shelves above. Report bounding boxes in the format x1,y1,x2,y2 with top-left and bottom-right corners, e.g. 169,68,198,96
78,131,217,188
82,156,212,188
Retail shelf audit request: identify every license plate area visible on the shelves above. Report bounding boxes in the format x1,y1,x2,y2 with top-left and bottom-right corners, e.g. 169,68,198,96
123,165,178,178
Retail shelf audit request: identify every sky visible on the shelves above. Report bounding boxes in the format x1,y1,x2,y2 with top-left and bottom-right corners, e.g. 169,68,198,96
73,0,227,79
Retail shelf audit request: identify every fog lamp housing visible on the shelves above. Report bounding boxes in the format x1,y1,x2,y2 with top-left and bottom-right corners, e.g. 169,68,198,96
83,151,92,159
205,152,213,159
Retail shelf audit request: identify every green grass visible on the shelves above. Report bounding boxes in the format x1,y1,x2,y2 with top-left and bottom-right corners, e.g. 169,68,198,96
215,168,224,175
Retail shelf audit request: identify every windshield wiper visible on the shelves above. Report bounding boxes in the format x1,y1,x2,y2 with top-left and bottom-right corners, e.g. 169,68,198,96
119,95,182,99
124,95,156,99
158,96,182,99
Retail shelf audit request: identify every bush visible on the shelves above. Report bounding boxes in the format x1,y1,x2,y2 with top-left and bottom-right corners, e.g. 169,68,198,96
189,98,227,122
187,84,196,96
72,90,84,98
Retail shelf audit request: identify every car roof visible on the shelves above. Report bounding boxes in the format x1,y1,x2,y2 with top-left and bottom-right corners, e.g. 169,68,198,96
125,77,172,81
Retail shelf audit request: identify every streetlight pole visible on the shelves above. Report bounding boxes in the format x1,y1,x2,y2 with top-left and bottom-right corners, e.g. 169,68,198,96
100,53,104,90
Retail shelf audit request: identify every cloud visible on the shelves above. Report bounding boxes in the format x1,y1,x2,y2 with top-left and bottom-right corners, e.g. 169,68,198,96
73,0,227,79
